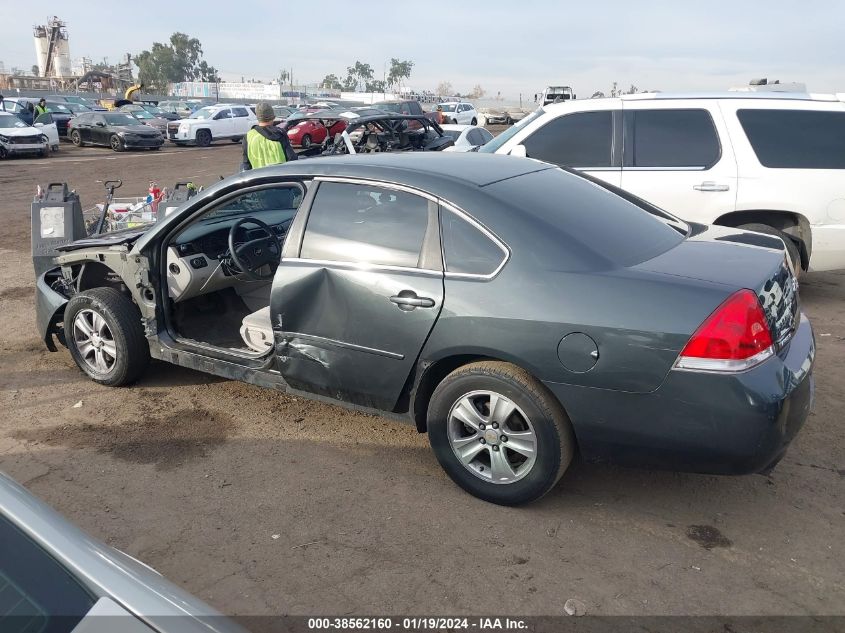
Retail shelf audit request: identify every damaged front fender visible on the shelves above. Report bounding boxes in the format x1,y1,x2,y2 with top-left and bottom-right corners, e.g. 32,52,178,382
35,270,69,352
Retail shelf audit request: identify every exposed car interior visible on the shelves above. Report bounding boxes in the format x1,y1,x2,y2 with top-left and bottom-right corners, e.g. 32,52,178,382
165,184,305,354
314,116,454,155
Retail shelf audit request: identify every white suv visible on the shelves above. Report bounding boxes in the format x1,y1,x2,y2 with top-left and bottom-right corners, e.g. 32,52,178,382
167,104,257,147
482,93,845,272
438,102,478,125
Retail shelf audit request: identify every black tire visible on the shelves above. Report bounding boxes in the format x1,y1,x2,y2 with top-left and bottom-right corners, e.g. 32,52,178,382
427,361,575,506
150,145,161,151
506,117,513,125
301,134,312,148
0,147,7,159
109,135,124,152
231,137,242,143
70,130,84,147
471,117,477,126
738,223,802,275
39,148,48,158
63,288,150,387
195,129,212,147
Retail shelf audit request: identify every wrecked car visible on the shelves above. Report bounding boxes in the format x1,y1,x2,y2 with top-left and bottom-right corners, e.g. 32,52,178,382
33,153,814,505
296,112,454,156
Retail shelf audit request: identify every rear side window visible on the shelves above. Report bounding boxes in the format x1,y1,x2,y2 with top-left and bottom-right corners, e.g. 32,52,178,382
627,109,720,168
440,209,506,276
737,109,845,169
231,107,249,118
485,168,685,272
523,111,613,168
301,182,434,269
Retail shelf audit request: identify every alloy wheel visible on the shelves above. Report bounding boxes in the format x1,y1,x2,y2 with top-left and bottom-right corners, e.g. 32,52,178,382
73,309,117,374
447,390,537,484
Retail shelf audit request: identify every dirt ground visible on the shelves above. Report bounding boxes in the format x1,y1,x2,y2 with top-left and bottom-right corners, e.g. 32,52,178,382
0,142,843,618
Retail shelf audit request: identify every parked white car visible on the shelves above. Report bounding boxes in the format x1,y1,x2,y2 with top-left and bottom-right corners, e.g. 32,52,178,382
482,92,845,272
32,115,61,151
167,104,257,147
441,124,494,152
438,102,479,125
0,112,50,158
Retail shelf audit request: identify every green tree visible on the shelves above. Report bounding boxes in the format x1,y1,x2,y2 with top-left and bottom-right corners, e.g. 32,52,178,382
135,32,219,91
387,58,414,89
366,79,386,93
321,73,342,90
343,61,374,91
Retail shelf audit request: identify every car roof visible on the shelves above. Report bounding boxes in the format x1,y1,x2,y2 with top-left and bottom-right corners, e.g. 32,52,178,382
264,152,551,187
543,92,841,112
440,124,472,131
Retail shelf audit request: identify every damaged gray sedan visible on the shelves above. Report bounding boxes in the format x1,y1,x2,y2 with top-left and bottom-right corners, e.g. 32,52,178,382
33,154,814,505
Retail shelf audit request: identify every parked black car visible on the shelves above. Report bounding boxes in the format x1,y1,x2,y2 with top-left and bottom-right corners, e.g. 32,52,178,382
68,112,163,151
33,154,814,505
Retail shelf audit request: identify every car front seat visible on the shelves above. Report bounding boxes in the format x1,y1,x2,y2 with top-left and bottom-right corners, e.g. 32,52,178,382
240,306,273,353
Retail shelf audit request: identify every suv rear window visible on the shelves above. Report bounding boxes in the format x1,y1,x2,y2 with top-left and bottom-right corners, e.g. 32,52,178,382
626,109,720,168
737,109,845,169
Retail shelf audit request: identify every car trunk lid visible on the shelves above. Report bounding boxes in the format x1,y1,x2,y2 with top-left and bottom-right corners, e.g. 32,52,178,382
635,224,800,348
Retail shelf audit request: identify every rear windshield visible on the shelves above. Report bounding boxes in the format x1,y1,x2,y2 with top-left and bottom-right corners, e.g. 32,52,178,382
485,168,686,271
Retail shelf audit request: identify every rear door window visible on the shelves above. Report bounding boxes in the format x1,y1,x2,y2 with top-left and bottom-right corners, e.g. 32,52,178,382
522,111,614,168
626,109,720,168
301,182,436,269
231,107,249,118
737,109,845,169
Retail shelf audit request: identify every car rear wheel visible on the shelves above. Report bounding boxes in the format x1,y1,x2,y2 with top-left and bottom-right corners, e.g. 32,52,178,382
427,361,575,505
738,223,802,275
0,147,7,159
109,134,124,152
301,134,312,148
195,129,212,147
70,130,84,147
64,288,150,386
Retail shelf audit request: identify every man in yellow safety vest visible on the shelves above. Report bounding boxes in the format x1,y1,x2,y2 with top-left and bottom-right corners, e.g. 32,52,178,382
240,102,297,171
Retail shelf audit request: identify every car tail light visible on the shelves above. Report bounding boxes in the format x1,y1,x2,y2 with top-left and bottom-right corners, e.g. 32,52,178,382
675,289,774,372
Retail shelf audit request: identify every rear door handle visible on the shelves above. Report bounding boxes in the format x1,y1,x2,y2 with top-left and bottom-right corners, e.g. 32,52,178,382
693,181,730,192
390,292,436,310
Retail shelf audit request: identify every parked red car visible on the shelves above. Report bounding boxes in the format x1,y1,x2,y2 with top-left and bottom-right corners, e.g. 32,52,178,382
285,117,347,148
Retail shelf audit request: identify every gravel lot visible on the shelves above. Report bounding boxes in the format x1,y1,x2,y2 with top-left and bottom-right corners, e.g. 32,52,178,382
0,141,843,617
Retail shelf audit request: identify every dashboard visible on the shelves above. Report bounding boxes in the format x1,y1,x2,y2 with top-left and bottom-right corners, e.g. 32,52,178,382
167,209,295,302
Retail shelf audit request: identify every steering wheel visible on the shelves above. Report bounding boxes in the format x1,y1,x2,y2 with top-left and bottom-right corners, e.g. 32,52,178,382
227,217,281,281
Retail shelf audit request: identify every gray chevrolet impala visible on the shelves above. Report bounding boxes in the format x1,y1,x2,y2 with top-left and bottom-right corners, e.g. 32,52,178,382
34,153,814,505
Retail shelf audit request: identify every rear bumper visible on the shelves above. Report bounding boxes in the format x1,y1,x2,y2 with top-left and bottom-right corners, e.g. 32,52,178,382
544,313,815,475
808,224,845,272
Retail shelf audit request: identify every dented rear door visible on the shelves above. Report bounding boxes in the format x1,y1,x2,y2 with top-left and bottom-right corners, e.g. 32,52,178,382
271,179,444,411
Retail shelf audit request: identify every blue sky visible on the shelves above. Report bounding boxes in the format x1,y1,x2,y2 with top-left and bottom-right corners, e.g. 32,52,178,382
2,2,843,99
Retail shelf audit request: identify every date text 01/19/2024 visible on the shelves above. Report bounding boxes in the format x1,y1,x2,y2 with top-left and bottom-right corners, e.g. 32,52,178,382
307,617,529,630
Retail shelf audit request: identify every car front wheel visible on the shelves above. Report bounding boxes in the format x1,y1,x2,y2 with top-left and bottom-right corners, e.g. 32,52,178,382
64,288,150,386
110,135,124,152
70,130,84,146
427,361,575,505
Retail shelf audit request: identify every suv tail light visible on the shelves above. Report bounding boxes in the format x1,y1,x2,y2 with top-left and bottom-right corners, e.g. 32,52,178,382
675,289,774,372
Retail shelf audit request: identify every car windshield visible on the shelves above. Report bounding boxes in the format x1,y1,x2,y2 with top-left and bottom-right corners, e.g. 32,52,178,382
442,130,462,140
65,96,92,105
191,107,215,120
0,116,28,129
46,103,72,114
142,105,165,114
130,110,153,120
439,104,457,112
104,113,140,126
478,107,545,153
69,104,92,112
